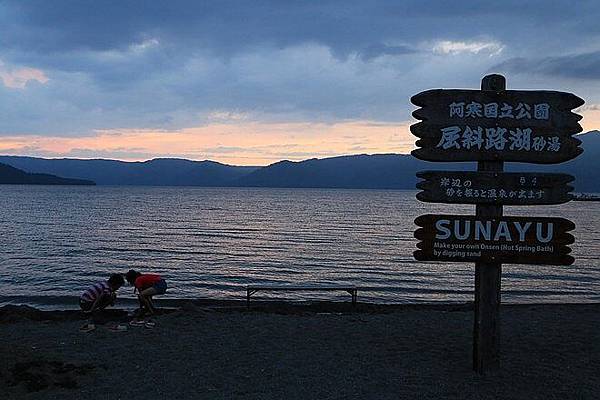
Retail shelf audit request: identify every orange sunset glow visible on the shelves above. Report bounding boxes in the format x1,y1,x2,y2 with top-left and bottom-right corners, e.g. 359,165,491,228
2,108,599,165
0,120,414,165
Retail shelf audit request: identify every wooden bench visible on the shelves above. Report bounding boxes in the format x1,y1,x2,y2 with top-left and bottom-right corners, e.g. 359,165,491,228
246,285,359,308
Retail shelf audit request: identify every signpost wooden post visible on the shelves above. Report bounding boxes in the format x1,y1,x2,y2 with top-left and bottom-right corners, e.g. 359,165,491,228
410,74,584,374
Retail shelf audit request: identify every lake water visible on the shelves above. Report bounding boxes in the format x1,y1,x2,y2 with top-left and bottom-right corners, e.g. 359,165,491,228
0,186,598,308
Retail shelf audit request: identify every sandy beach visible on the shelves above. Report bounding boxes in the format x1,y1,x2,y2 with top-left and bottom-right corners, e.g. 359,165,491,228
1,301,599,400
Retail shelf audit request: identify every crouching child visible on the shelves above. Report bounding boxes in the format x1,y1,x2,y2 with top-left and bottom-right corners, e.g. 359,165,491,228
79,273,124,331
125,269,167,317
80,273,124,313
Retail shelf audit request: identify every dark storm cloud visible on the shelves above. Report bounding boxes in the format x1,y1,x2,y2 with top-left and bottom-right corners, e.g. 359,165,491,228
492,51,600,80
2,0,594,60
1,0,600,136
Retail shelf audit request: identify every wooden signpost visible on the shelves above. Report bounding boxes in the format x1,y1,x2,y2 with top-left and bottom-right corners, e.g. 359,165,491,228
414,215,575,265
410,74,584,373
416,171,574,205
411,88,584,163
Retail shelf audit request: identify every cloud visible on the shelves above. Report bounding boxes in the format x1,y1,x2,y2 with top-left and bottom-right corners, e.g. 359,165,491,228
579,105,600,133
206,111,250,122
201,146,253,154
492,51,600,80
0,43,422,135
64,147,158,160
129,38,160,53
0,60,49,89
358,44,416,61
578,104,600,111
1,1,593,59
432,40,504,56
0,0,600,158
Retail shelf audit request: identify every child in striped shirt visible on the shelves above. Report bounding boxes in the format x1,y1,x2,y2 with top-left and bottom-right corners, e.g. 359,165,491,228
79,274,125,314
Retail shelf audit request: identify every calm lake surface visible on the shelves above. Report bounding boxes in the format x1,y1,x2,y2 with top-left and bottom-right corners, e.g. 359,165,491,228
0,186,598,308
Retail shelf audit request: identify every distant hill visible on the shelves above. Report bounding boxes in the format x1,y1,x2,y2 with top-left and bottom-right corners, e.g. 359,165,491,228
504,130,600,192
1,131,598,191
0,157,258,186
0,163,95,185
236,131,600,191
234,153,462,189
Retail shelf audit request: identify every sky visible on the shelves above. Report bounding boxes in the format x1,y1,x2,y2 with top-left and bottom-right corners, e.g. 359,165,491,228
1,0,600,165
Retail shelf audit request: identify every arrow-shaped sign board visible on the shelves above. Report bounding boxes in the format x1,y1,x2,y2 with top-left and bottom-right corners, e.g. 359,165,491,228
414,214,575,265
416,171,574,205
411,89,584,163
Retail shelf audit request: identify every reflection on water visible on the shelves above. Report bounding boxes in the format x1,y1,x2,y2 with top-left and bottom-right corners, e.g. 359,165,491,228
0,186,598,307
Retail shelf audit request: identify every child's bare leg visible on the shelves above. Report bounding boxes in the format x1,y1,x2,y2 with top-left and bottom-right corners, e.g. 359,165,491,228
139,287,158,315
136,294,151,315
136,294,145,311
147,297,156,313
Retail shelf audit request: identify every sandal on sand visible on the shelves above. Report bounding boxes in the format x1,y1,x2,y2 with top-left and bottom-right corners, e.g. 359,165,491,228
79,323,96,333
129,319,146,327
108,324,128,332
144,320,156,329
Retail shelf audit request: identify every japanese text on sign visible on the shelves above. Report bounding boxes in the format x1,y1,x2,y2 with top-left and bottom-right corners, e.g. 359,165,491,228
436,126,561,152
448,102,550,120
438,176,546,201
439,100,557,153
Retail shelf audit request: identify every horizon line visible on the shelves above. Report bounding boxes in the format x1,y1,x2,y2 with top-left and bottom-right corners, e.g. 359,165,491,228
0,151,414,167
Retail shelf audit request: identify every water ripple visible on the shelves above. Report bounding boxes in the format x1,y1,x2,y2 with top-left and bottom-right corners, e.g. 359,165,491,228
0,186,598,307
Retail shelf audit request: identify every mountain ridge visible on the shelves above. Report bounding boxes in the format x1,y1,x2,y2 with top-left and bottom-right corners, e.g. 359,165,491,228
0,162,95,185
0,156,258,186
1,131,598,191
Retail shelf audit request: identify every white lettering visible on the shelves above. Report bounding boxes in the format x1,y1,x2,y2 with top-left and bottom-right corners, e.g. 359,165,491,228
474,220,492,241
494,221,512,241
434,218,557,245
514,222,532,242
454,220,471,240
435,219,451,239
536,222,553,243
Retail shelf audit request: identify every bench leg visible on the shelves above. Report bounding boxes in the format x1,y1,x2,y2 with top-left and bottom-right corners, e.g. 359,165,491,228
247,290,251,309
348,290,357,306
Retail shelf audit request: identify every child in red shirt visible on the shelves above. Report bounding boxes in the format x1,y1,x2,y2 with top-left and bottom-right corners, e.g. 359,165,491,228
125,269,167,316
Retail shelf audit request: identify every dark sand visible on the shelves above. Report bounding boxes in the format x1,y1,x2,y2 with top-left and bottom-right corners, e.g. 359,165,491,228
1,302,599,399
